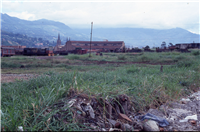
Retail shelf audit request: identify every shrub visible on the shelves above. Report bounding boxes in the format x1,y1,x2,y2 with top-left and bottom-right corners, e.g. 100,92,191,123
176,60,193,68
192,51,200,56
118,56,126,60
140,56,150,62
127,67,140,74
69,56,80,60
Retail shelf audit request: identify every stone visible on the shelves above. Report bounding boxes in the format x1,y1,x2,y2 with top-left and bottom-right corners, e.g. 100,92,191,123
123,123,134,131
143,120,159,131
148,108,165,118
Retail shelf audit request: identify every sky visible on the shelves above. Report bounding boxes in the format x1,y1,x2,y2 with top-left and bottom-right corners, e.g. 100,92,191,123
1,0,200,34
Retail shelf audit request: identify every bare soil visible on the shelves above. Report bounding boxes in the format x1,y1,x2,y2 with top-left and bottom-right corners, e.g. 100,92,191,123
1,74,38,83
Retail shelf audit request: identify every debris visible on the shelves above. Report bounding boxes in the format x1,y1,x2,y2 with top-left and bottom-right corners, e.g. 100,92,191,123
143,120,159,131
0,110,3,116
109,128,122,131
189,120,197,126
118,113,132,122
159,127,164,131
137,113,169,127
115,122,122,129
102,128,106,131
107,119,117,127
181,98,190,102
179,115,197,122
17,126,23,131
68,99,76,107
82,103,95,119
123,123,134,131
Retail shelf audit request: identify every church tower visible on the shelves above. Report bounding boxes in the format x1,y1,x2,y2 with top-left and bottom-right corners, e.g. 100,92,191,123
57,33,61,46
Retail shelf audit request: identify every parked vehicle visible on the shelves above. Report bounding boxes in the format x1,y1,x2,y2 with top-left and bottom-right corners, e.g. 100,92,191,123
23,47,54,56
1,47,15,57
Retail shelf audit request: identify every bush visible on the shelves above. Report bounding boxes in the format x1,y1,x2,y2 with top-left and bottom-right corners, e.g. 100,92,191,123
140,56,150,62
192,51,200,56
176,60,193,68
118,56,126,60
127,67,140,74
69,55,80,60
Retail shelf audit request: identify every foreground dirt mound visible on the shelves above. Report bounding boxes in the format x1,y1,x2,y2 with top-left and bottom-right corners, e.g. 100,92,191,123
42,89,144,131
40,89,200,131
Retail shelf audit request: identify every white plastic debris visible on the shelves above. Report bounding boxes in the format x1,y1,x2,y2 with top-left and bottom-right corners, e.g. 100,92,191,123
102,128,106,131
68,99,77,108
109,128,122,131
180,98,190,102
0,110,3,116
18,126,23,131
179,115,197,122
84,103,95,119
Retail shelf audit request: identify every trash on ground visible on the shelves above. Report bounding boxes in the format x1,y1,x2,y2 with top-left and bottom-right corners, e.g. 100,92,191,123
136,113,169,127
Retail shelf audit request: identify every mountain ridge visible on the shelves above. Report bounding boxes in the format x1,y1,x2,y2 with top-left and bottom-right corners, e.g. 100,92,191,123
1,13,199,47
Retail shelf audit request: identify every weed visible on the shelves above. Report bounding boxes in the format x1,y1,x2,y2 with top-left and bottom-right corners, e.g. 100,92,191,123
118,56,126,60
192,51,200,56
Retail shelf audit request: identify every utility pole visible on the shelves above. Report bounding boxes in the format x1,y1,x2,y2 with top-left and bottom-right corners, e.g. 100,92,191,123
89,22,93,57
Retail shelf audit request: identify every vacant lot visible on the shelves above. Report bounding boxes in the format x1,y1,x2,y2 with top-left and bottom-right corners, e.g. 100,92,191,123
1,50,200,131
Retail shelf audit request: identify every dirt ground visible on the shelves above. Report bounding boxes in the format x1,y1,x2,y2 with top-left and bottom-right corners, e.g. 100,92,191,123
1,74,38,83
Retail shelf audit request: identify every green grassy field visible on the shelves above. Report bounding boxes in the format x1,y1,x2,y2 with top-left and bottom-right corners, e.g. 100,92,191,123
1,50,200,131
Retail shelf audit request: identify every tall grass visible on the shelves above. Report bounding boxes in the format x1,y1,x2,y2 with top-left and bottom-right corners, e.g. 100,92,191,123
1,52,200,130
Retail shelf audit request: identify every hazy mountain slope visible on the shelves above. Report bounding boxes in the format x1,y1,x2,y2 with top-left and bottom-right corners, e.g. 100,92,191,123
1,13,90,43
74,28,200,47
1,13,199,48
1,30,54,47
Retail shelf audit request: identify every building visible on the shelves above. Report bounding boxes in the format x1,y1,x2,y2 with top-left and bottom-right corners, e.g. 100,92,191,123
175,43,200,49
53,33,65,52
61,40,125,52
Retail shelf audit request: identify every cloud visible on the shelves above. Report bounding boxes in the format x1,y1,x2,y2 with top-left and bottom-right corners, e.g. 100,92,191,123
7,11,36,20
1,1,199,33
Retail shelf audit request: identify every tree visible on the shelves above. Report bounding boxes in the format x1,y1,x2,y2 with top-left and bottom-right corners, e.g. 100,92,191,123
38,38,43,42
144,45,150,49
161,41,166,49
168,42,173,47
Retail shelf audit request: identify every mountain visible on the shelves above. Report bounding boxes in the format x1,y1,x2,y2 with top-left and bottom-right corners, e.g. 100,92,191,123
1,13,90,44
74,27,200,47
1,30,54,47
1,13,200,48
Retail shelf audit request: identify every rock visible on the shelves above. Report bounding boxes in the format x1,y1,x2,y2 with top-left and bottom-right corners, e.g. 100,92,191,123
107,119,117,127
123,123,134,131
143,120,159,131
148,108,165,118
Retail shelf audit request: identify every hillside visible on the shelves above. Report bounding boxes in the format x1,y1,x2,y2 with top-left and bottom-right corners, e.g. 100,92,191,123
74,28,200,47
1,30,54,47
1,13,90,43
1,13,199,48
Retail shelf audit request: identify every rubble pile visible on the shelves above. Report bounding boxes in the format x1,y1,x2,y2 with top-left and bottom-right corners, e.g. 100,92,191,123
40,89,200,131
42,89,145,131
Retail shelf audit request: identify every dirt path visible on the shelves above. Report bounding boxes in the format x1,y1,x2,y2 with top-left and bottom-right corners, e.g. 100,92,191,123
70,60,175,65
1,74,39,83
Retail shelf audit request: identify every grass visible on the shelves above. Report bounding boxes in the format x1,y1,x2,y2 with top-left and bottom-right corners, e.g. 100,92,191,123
1,50,200,131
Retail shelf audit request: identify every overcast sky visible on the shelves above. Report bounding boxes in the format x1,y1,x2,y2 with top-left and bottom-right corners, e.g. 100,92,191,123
1,0,199,34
